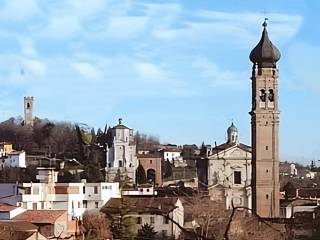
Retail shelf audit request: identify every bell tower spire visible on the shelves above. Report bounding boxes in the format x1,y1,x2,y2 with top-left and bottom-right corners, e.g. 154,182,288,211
250,21,280,218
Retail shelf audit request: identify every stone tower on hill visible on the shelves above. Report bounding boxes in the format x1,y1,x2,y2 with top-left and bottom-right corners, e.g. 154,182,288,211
24,96,34,127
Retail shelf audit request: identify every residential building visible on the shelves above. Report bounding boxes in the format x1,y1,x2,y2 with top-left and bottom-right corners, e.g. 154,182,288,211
0,203,26,220
250,20,281,217
14,210,68,238
161,148,183,166
0,221,46,240
0,168,120,220
102,197,184,239
1,150,26,169
0,142,26,169
0,142,13,157
105,118,138,183
205,123,252,209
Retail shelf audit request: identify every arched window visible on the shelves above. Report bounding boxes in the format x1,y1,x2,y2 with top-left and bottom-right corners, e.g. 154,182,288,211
268,89,274,102
259,89,266,102
27,103,30,109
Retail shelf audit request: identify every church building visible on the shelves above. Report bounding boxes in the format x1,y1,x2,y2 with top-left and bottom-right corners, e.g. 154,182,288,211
206,123,252,210
105,119,138,183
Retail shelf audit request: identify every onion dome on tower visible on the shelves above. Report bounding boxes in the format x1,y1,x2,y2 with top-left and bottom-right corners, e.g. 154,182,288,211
249,19,281,68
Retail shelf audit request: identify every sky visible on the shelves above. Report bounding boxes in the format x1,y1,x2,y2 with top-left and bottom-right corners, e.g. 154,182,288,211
0,0,319,164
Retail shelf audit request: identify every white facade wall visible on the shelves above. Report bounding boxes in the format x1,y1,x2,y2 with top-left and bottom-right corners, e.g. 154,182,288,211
2,151,26,168
0,182,120,219
106,124,138,182
0,207,26,220
208,145,252,210
163,151,181,164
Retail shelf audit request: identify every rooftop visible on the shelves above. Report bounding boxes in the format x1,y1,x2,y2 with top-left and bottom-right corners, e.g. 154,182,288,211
14,210,66,224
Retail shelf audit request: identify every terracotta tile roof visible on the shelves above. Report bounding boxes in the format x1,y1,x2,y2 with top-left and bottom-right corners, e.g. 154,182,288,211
298,188,320,198
0,220,38,231
0,203,18,212
102,197,179,214
14,210,66,224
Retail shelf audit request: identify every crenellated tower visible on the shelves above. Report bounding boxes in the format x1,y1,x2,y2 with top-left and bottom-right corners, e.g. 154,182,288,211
24,96,34,127
249,20,280,218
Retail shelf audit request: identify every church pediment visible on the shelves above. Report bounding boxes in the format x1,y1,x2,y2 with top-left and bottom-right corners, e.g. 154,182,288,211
208,143,251,160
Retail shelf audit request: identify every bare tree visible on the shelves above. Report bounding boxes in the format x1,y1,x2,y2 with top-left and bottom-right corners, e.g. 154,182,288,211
82,211,112,240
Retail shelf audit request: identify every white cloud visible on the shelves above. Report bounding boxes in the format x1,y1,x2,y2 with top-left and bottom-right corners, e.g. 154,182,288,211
287,42,320,93
0,0,40,21
135,62,165,82
23,59,47,76
18,37,37,57
106,16,148,39
72,62,102,80
193,57,248,88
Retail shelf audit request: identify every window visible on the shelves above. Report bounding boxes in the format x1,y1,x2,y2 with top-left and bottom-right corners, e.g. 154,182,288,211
162,230,168,237
83,200,87,208
234,171,241,184
266,146,269,150
94,186,98,194
33,187,39,195
137,217,142,224
83,186,85,194
119,160,123,167
32,203,37,210
150,217,155,224
163,216,169,224
259,89,266,102
266,194,269,199
78,202,81,208
268,89,274,102
150,160,152,164
95,202,99,208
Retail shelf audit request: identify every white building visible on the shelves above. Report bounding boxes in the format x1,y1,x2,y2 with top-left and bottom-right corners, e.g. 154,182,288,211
105,118,138,182
1,151,26,169
0,168,120,220
207,123,252,210
0,203,26,220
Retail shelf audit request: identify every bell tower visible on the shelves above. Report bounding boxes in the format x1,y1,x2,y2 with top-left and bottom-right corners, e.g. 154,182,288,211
24,96,34,127
249,20,280,218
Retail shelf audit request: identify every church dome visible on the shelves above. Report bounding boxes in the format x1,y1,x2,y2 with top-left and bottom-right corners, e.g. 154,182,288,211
227,122,238,144
227,122,238,134
249,20,281,68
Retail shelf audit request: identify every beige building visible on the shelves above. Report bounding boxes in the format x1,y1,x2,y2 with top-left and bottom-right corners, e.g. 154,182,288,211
102,197,184,239
207,123,252,210
249,20,281,218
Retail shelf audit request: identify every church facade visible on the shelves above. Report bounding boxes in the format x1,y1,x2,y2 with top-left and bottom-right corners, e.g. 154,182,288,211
207,123,252,210
105,119,138,183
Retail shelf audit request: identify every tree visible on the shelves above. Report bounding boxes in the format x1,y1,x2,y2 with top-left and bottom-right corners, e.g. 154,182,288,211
82,211,112,239
136,164,147,184
137,223,157,240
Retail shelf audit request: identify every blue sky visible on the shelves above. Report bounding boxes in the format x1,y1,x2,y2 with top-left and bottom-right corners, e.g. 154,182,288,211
0,0,319,164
